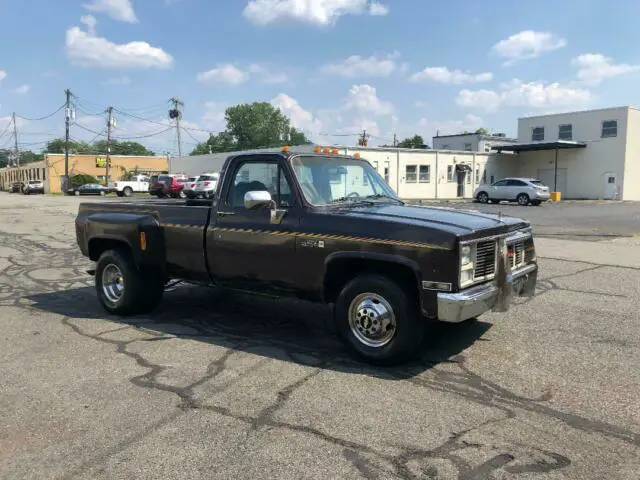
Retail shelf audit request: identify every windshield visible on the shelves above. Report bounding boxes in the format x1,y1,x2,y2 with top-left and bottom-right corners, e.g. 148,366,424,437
289,155,399,206
199,175,217,181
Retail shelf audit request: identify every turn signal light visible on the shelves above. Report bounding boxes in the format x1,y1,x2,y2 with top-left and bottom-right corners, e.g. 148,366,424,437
281,145,290,154
322,147,331,154
353,152,361,159
140,231,147,251
314,146,322,153
331,148,339,154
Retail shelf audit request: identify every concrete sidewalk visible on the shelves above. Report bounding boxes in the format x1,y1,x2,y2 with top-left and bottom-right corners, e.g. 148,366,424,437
535,236,640,268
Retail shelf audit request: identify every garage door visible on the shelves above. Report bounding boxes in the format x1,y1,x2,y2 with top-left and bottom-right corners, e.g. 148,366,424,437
537,168,567,195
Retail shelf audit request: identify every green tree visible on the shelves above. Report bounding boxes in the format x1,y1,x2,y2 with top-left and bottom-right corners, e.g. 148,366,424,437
189,102,312,155
397,134,428,149
45,138,92,154
92,140,154,156
0,149,43,167
474,127,491,136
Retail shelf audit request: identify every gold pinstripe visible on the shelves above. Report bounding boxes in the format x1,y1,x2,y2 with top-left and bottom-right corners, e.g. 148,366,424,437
81,208,448,250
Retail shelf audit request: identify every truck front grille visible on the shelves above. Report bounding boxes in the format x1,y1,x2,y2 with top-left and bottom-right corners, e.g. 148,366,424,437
474,240,496,280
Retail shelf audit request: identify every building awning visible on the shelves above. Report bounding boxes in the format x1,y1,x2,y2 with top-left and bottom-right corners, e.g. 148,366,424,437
455,164,472,172
492,140,587,153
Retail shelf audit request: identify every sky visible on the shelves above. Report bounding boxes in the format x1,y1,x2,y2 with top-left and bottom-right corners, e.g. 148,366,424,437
2,0,640,155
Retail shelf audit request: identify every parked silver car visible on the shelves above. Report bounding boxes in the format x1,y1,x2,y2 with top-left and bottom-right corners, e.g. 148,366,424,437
474,177,550,206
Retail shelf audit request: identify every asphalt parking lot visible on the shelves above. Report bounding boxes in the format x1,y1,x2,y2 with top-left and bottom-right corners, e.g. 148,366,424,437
1,193,639,479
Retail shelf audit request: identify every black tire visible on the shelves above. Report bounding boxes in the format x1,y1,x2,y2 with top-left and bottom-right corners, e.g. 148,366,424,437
116,191,124,197
476,191,489,203
123,187,133,197
335,274,425,365
95,248,165,316
531,200,541,206
517,193,530,206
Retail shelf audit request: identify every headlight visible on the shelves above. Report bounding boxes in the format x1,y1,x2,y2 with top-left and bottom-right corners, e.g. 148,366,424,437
460,245,473,266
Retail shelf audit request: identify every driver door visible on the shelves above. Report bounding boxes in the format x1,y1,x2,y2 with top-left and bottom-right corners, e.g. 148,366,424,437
207,156,301,295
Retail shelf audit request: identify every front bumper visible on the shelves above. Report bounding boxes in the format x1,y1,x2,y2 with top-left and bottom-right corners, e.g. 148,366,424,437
437,263,537,323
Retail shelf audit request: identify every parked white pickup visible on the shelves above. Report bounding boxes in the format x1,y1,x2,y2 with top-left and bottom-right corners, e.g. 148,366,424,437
108,175,151,197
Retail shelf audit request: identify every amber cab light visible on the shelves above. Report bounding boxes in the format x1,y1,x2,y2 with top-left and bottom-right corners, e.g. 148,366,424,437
140,231,147,251
314,146,322,153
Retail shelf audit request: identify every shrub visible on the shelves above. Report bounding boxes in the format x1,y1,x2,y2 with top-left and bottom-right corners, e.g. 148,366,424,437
69,174,98,188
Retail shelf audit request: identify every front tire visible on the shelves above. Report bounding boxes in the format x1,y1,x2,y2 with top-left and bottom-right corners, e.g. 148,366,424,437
517,193,530,206
95,249,165,316
335,274,425,365
123,187,133,197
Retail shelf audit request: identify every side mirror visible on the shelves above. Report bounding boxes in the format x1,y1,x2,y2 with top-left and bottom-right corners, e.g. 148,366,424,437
244,190,272,210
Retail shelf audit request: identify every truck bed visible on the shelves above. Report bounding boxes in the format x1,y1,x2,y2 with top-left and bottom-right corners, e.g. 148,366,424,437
78,199,212,281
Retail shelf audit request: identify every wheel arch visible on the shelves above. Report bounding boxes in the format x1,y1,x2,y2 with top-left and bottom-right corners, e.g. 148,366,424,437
322,252,421,305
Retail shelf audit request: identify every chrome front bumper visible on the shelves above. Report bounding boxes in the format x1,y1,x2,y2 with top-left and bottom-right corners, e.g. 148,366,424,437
437,263,537,323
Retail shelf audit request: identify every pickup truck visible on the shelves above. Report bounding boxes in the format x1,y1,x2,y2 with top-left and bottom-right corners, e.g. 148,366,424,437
75,148,538,365
108,175,151,197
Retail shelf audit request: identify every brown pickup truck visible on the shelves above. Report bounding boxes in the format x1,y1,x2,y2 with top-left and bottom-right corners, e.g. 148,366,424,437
75,148,538,365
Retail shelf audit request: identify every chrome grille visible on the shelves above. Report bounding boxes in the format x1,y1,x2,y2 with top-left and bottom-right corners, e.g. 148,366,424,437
474,240,496,280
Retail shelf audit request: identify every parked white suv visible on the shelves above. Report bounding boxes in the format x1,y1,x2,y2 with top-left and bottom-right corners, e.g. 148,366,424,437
192,173,219,199
474,177,550,206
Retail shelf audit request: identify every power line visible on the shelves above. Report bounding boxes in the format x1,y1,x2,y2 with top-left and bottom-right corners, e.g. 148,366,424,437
15,103,66,122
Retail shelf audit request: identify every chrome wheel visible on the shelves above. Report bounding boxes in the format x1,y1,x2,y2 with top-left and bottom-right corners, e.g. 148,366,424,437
102,264,125,305
517,193,529,206
477,192,489,203
348,293,396,348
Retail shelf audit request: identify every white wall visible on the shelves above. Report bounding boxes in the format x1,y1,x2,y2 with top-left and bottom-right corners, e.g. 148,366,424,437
516,107,630,199
345,147,495,199
623,108,640,200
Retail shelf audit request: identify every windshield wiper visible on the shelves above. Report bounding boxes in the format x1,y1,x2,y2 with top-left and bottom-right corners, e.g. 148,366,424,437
329,196,368,204
363,194,404,204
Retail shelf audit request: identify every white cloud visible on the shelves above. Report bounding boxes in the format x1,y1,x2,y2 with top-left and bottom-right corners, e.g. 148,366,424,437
83,0,137,23
66,18,173,69
344,84,393,116
369,2,388,15
80,14,98,35
14,85,30,95
200,101,227,132
197,64,248,85
271,93,323,135
248,64,289,84
243,0,388,26
456,79,591,112
197,64,290,85
491,31,566,65
410,66,493,84
321,53,397,78
0,70,7,82
572,54,640,86
418,114,484,138
105,76,131,85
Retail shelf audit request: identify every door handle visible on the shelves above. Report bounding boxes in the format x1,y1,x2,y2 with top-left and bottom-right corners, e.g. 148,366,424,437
217,211,235,217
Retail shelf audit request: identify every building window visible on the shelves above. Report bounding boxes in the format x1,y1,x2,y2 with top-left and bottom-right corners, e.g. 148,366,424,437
490,174,494,184
405,165,417,183
466,171,471,184
372,161,378,170
558,124,572,140
464,143,472,151
441,144,450,150
447,165,454,182
475,167,481,184
602,120,618,138
532,127,544,142
418,165,430,183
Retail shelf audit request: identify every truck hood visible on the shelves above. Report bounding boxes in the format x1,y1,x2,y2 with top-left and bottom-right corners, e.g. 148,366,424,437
314,203,530,249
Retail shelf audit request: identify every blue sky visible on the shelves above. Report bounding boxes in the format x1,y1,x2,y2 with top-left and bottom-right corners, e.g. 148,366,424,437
2,0,640,154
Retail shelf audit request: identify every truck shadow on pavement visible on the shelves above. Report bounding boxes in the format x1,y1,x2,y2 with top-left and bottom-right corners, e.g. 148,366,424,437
26,283,493,380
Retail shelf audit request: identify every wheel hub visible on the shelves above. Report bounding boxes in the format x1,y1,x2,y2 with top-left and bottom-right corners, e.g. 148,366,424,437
348,293,396,348
102,264,125,305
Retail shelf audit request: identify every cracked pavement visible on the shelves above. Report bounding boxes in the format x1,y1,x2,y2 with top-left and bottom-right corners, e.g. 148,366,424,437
1,194,639,479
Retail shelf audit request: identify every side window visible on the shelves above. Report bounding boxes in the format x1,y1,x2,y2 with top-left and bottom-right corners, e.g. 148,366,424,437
227,161,294,208
493,180,508,186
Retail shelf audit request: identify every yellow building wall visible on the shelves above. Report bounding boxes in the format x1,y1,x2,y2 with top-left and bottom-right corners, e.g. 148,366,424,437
45,154,169,193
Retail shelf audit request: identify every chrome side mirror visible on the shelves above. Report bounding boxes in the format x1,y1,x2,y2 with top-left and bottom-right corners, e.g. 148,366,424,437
244,190,272,209
243,190,287,225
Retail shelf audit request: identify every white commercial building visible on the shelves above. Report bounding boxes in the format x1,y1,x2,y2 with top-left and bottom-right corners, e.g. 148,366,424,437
172,105,640,201
432,132,518,153
493,106,640,200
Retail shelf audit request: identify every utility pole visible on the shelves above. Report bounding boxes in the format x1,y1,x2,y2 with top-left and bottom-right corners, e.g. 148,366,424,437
169,97,184,161
63,89,73,192
106,106,115,182
393,133,397,148
11,113,19,167
358,129,369,147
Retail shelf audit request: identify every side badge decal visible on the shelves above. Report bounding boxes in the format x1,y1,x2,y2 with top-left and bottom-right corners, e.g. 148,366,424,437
300,238,325,249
